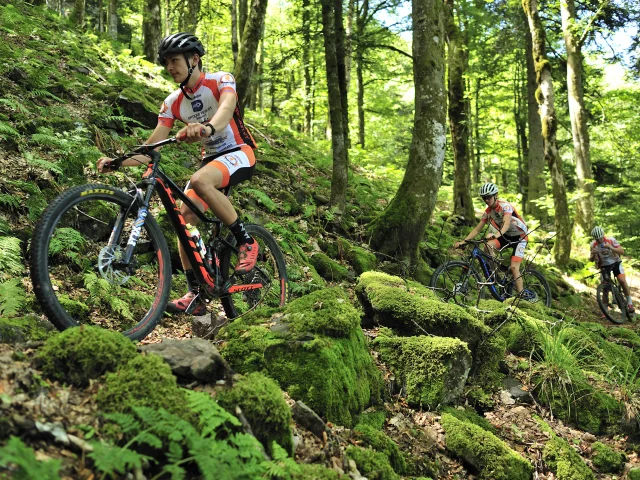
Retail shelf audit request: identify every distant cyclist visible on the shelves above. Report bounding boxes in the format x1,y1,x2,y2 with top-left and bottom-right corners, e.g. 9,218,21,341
590,226,634,314
454,182,534,300
96,32,258,316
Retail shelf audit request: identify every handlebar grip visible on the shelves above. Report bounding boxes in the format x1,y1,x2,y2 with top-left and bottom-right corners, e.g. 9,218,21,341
177,133,187,141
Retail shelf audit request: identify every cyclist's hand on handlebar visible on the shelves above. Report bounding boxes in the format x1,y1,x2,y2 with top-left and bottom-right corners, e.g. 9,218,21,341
97,157,116,173
176,123,206,143
454,241,465,249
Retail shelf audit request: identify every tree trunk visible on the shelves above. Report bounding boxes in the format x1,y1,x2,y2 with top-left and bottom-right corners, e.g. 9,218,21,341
523,0,572,267
234,0,269,112
98,0,103,32
180,0,201,33
524,14,546,223
356,0,368,148
239,0,248,44
72,0,85,28
164,0,171,35
302,0,312,134
321,0,349,211
143,0,162,62
231,0,239,66
446,0,474,225
370,0,447,268
513,54,527,213
345,0,355,91
334,0,350,149
108,0,118,39
561,0,594,232
473,77,481,184
33,0,46,6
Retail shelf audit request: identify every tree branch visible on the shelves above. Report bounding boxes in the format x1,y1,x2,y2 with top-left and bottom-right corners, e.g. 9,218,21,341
578,0,609,47
366,43,413,59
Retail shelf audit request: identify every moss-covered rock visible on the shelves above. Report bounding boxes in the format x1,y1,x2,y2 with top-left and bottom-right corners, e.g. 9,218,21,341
320,237,377,275
353,423,406,474
346,446,399,480
608,327,640,349
440,407,496,434
357,272,488,348
374,334,472,408
356,409,386,430
0,314,56,344
35,326,136,387
467,334,506,393
293,464,348,479
590,441,624,473
220,289,383,427
629,468,640,480
542,437,595,480
310,253,350,281
500,313,545,356
441,413,533,480
96,353,188,417
216,372,293,456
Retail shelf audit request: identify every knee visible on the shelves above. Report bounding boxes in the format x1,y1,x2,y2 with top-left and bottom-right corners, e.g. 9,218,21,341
191,169,221,192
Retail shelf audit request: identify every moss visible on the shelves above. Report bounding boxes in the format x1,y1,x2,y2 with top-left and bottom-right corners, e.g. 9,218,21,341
58,295,90,317
356,409,387,430
356,271,406,292
96,353,188,418
345,446,399,480
0,314,56,344
350,245,378,275
500,314,544,356
35,326,136,387
441,413,533,480
578,322,607,338
590,441,624,473
216,372,293,456
608,327,640,349
468,334,506,392
310,253,350,281
542,437,595,480
374,335,472,408
353,423,406,474
293,464,347,479
358,276,488,346
441,407,496,434
285,287,360,337
629,468,640,480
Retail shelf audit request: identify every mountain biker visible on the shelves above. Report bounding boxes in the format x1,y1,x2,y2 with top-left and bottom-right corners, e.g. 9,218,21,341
96,32,258,316
454,182,534,300
589,226,635,314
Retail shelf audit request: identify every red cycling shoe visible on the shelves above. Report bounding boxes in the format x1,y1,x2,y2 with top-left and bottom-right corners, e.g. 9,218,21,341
235,241,259,274
166,291,207,315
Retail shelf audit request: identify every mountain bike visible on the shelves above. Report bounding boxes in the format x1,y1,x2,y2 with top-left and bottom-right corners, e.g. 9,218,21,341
596,265,632,324
30,137,288,341
429,238,551,308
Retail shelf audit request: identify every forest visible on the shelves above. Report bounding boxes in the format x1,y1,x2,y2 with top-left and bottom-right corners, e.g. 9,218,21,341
2,0,640,478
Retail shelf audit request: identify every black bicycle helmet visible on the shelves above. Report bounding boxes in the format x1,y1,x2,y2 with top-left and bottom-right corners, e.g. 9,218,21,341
157,32,205,65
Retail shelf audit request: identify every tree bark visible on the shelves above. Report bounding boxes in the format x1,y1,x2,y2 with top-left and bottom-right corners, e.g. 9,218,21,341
356,0,368,148
321,0,349,211
164,0,171,35
345,0,355,90
561,0,594,232
514,54,527,213
234,0,269,111
72,0,85,28
473,77,481,184
180,0,201,33
231,0,239,66
524,14,546,223
370,0,447,268
523,0,572,267
108,0,118,39
446,0,474,225
143,0,162,62
97,0,103,32
302,0,312,134
239,0,248,42
334,0,350,149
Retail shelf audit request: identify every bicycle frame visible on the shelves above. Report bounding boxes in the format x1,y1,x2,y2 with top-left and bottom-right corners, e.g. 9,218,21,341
466,245,507,301
111,139,264,297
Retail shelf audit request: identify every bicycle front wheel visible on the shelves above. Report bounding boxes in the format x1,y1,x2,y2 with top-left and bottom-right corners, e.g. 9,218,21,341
430,260,482,307
506,269,552,308
29,184,172,341
220,224,288,318
596,282,626,324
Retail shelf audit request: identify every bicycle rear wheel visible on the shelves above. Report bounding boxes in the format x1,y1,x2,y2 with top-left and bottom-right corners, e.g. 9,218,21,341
29,184,172,341
596,282,626,324
429,260,482,307
220,224,288,318
507,269,552,307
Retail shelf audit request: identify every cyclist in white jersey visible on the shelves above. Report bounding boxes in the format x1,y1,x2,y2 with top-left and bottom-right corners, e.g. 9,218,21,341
96,33,258,315
454,182,533,300
589,226,634,314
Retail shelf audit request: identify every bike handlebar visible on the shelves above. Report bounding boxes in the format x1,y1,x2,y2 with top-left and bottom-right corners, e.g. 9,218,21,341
108,137,179,170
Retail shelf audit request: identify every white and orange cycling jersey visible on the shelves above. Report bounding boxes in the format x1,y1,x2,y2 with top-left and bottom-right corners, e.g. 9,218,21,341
591,237,622,266
157,71,256,156
480,199,528,239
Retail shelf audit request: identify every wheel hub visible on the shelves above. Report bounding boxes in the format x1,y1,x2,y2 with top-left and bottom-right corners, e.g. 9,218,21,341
98,245,131,285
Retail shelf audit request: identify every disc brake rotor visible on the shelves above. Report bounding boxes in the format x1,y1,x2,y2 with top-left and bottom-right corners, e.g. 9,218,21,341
98,245,131,286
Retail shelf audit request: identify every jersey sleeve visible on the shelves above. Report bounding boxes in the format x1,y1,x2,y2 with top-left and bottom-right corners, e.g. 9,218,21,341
218,72,237,96
501,202,514,215
157,92,179,128
609,237,621,248
480,208,489,223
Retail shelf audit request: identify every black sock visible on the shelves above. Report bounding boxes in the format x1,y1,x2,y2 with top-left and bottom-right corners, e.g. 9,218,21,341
185,269,198,292
229,219,253,245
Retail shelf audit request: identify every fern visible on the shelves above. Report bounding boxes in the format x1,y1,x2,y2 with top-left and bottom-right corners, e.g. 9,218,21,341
186,390,241,437
0,120,19,138
0,216,10,235
0,278,26,317
25,152,64,176
0,97,31,114
30,89,63,102
89,440,154,477
49,227,85,257
105,115,144,127
243,188,278,213
0,236,23,275
0,436,62,479
0,193,21,210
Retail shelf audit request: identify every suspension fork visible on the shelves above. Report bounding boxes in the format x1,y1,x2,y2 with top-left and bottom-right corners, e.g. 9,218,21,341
111,184,155,266
472,249,501,299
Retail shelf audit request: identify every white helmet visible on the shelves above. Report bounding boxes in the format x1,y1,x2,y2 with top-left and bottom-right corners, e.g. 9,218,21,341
591,226,604,240
479,182,499,197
